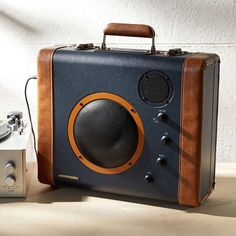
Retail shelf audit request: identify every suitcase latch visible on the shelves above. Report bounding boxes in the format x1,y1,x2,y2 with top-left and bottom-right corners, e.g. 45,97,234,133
167,48,186,56
76,43,97,50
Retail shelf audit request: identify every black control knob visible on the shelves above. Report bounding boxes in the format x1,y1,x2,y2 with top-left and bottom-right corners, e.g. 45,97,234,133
156,157,166,166
157,113,167,121
161,135,171,144
144,174,153,184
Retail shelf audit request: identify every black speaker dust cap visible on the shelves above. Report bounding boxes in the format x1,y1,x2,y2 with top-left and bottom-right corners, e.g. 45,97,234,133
73,99,139,168
139,71,173,107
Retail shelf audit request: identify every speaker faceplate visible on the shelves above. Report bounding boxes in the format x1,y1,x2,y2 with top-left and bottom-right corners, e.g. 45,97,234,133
68,92,144,174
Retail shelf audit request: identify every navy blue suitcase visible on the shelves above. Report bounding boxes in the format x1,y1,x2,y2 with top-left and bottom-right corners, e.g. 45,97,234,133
37,23,220,206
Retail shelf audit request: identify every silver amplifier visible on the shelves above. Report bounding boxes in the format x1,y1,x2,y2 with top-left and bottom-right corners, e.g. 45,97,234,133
0,112,33,197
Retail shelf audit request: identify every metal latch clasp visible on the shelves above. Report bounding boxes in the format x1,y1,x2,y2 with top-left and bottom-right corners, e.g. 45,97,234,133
167,48,186,56
76,43,96,50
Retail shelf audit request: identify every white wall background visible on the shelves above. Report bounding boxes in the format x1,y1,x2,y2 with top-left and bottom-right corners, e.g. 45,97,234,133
0,0,235,162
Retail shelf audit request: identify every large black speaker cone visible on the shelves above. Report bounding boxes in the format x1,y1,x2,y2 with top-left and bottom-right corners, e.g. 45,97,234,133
73,99,139,168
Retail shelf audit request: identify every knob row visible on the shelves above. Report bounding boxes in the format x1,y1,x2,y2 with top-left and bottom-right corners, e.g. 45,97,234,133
158,113,171,144
144,113,169,184
4,162,16,187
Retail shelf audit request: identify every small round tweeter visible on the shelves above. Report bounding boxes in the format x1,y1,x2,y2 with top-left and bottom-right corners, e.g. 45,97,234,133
139,71,173,107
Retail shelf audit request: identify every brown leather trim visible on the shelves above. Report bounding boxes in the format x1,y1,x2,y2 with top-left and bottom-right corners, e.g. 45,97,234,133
178,53,213,207
37,45,66,185
103,23,155,38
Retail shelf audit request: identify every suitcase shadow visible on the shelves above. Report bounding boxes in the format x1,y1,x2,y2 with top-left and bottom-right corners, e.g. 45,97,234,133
0,176,235,218
186,176,236,217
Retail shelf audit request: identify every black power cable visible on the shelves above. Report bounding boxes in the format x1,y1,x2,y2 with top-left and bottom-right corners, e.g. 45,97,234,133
24,76,37,158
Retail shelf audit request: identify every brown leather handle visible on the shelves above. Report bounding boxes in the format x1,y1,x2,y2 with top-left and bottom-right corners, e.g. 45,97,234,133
103,23,155,38
102,23,156,53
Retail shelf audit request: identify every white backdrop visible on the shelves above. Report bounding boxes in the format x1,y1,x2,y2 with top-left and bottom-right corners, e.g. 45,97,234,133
0,0,235,162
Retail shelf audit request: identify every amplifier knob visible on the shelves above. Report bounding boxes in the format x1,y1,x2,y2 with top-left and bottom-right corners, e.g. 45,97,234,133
5,162,15,174
161,135,171,144
157,113,167,121
156,157,166,166
144,174,153,184
5,175,16,187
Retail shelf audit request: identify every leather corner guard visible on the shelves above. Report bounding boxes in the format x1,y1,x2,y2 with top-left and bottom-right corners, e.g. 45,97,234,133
178,53,213,207
37,45,65,185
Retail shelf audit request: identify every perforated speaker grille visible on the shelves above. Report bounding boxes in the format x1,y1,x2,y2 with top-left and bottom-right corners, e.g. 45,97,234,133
139,71,173,107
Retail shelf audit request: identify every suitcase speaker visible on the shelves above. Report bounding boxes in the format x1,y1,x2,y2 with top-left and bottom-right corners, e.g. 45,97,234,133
37,23,220,207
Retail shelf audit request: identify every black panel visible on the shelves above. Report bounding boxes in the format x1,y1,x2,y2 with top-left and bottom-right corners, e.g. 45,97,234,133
53,47,187,202
73,99,138,168
200,65,214,199
200,60,220,200
210,62,220,188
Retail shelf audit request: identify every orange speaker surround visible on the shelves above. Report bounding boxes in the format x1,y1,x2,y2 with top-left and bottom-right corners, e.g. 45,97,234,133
67,92,145,174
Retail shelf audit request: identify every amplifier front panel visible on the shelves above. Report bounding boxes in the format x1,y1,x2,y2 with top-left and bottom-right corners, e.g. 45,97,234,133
52,49,186,202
